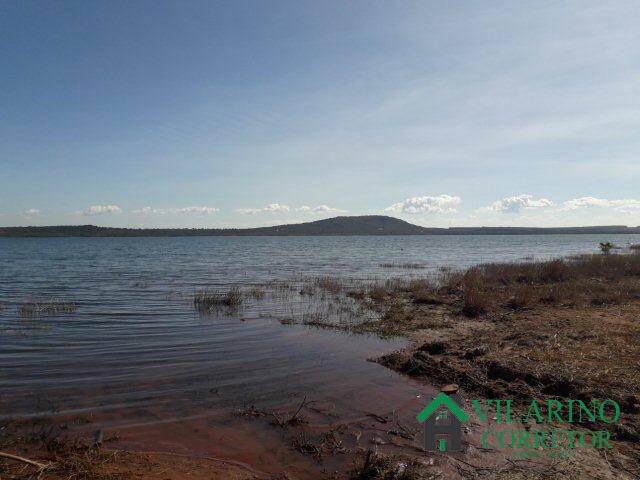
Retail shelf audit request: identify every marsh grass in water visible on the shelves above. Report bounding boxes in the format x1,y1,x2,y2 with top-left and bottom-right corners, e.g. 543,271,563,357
188,247,640,337
193,288,243,312
314,276,343,294
283,249,640,335
246,287,266,299
379,262,426,269
17,300,77,317
211,248,640,338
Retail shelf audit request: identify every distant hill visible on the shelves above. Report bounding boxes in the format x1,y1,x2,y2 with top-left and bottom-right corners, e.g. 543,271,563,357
1,215,639,237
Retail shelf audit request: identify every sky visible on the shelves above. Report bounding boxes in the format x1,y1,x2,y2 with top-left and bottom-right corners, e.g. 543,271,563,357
1,0,640,228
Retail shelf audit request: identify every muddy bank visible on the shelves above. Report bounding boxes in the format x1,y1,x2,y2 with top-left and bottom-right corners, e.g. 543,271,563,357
353,253,640,478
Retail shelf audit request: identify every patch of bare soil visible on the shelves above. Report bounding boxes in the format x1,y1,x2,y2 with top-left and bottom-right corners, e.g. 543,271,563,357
0,449,268,479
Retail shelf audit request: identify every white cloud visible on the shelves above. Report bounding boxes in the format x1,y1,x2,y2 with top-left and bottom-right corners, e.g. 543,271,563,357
84,205,122,215
133,206,219,215
384,195,461,214
263,203,290,213
296,204,346,213
562,197,640,212
485,194,554,213
236,208,262,215
175,206,219,214
132,206,165,215
237,203,290,214
18,208,42,220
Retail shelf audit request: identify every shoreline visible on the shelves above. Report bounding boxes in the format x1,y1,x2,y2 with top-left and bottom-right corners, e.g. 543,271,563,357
2,250,639,478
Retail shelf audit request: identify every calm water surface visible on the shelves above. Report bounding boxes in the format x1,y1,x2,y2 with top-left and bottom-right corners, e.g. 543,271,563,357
1,234,638,424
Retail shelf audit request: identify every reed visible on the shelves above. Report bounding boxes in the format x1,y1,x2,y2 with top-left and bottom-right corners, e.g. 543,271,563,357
193,288,243,311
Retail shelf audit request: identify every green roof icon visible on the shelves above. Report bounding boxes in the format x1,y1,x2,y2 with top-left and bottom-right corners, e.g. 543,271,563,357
416,392,469,423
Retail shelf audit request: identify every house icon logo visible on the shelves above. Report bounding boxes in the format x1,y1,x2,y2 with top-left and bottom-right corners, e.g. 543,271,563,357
416,385,468,452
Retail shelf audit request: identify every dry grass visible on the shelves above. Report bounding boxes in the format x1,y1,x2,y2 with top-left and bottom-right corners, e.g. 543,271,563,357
503,284,537,310
349,449,424,480
411,253,640,317
366,250,640,472
411,289,446,305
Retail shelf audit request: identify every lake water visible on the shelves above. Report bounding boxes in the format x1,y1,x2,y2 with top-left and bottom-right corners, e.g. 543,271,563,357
1,234,638,476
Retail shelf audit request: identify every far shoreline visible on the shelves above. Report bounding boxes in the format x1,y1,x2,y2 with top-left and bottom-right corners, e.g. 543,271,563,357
2,215,640,238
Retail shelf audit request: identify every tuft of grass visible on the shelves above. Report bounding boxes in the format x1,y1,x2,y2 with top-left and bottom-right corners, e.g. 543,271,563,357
346,289,366,300
540,259,570,282
404,279,431,293
504,284,536,310
247,287,266,299
459,268,490,317
538,283,566,305
588,283,640,306
411,289,446,305
349,449,423,480
299,284,315,296
17,300,77,317
314,276,343,294
461,289,489,317
367,286,388,303
194,288,243,311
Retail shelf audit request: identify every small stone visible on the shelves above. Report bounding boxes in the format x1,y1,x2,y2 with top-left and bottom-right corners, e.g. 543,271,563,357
441,384,459,394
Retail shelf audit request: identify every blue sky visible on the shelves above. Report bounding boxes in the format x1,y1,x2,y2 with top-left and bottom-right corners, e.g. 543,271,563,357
2,0,639,228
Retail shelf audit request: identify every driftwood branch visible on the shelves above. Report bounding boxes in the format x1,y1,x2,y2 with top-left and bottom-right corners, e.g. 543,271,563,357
0,451,50,470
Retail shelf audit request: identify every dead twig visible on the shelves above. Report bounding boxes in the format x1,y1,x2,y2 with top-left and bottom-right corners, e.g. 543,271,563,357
0,451,51,470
